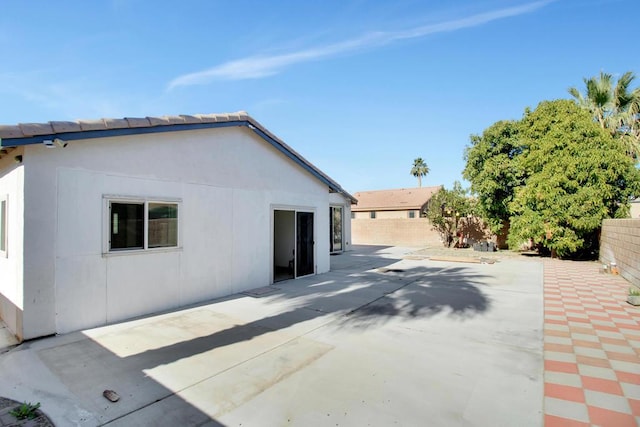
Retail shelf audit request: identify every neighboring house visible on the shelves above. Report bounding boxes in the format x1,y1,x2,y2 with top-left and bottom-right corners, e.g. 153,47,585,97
0,112,355,341
351,186,442,246
352,186,441,219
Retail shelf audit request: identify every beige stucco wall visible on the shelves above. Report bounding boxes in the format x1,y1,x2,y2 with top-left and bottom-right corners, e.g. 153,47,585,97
351,217,442,247
600,218,640,288
11,126,351,339
351,214,491,248
631,202,640,219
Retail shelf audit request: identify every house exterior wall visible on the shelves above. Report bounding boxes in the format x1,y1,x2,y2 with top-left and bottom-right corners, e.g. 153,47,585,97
16,126,346,338
0,150,25,339
600,218,640,288
631,202,640,219
351,218,442,247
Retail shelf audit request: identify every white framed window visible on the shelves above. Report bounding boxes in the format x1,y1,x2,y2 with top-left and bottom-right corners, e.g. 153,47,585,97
370,211,376,219
408,210,416,219
0,195,7,257
105,196,180,253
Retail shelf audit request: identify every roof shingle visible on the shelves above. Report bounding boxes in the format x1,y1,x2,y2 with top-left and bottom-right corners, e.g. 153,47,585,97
19,123,54,137
0,112,256,140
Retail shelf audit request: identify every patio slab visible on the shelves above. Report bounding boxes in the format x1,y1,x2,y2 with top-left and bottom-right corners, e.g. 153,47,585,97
0,246,544,426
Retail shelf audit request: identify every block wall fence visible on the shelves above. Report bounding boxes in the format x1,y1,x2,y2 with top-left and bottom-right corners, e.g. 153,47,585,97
351,216,493,248
600,219,640,288
351,218,443,247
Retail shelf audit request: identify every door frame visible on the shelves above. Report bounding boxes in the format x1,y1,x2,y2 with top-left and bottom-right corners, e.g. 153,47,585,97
271,205,317,283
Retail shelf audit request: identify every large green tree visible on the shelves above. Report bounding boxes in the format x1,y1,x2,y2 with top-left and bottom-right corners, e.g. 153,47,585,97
569,71,640,160
463,120,525,235
507,100,640,257
410,157,430,187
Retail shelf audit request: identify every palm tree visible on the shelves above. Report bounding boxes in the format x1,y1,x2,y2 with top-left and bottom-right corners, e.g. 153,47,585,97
411,158,430,187
569,71,640,160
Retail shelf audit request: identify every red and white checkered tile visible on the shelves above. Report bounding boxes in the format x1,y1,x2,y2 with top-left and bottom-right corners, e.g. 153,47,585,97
543,260,640,427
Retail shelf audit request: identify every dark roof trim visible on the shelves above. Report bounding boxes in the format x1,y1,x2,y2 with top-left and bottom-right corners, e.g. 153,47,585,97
0,120,242,147
0,116,357,203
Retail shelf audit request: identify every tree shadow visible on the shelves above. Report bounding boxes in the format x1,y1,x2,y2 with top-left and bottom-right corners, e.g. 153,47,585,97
122,264,491,364
342,267,490,329
329,244,408,271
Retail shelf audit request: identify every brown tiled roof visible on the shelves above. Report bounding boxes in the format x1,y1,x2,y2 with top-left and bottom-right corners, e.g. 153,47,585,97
0,111,356,203
352,186,441,211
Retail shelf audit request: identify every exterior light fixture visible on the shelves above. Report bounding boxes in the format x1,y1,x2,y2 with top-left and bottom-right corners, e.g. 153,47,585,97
42,138,68,148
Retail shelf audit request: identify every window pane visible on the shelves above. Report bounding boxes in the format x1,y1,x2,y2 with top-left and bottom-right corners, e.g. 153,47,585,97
0,200,6,252
148,203,178,248
110,202,144,250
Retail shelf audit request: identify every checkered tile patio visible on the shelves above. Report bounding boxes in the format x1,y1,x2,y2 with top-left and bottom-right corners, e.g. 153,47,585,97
543,259,640,427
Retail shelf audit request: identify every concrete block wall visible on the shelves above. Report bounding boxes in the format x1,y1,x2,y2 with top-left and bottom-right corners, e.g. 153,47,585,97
600,219,640,288
351,218,443,247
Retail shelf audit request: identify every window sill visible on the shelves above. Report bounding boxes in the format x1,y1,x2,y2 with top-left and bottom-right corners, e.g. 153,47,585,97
102,246,183,257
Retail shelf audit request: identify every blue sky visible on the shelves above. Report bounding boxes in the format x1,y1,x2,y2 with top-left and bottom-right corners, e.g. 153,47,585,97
1,0,638,193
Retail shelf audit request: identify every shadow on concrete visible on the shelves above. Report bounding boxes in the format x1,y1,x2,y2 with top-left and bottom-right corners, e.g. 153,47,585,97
328,244,406,271
343,266,490,329
108,247,491,372
111,267,489,364
29,245,490,426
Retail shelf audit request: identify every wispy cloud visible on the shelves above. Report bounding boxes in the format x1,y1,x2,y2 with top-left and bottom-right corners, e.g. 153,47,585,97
0,71,131,121
168,1,553,89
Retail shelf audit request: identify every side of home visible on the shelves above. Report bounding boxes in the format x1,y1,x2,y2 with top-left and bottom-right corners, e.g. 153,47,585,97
0,113,354,340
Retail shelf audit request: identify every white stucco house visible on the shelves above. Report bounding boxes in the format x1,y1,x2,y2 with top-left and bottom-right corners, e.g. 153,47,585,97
0,111,355,341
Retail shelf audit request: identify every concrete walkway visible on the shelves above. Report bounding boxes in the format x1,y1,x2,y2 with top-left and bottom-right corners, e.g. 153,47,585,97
0,245,544,426
543,259,640,426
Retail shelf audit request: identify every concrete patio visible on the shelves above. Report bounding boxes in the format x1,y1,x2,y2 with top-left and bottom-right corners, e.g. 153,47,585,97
1,245,546,426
